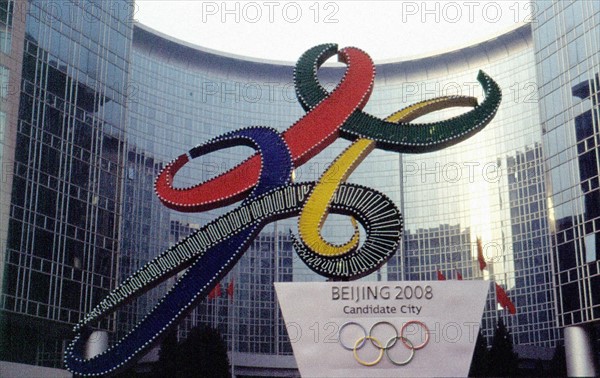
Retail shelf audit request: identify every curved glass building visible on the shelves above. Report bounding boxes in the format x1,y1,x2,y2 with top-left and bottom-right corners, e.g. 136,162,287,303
377,25,557,347
2,1,598,375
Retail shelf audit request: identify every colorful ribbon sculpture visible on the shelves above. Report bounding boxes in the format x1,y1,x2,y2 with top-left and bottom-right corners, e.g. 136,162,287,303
65,44,501,376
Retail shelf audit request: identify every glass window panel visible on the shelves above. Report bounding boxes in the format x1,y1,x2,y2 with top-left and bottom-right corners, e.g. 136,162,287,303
0,64,8,98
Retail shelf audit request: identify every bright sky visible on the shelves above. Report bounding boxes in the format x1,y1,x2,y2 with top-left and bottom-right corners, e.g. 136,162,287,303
134,0,532,62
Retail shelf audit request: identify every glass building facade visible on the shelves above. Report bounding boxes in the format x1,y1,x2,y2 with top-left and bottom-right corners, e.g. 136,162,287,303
0,0,133,368
533,1,600,373
2,0,599,375
374,24,558,348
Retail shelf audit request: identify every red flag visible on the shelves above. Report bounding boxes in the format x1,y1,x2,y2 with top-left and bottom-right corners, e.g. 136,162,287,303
227,279,235,302
477,237,487,271
495,283,516,314
456,270,463,280
207,282,221,300
437,269,446,280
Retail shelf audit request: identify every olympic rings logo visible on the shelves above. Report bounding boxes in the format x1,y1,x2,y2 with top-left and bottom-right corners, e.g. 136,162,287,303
339,320,429,367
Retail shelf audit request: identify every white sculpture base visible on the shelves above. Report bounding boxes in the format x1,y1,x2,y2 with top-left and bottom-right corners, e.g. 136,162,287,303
275,281,489,377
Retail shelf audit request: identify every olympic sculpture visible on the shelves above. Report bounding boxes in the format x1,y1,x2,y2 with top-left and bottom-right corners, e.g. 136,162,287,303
65,44,501,375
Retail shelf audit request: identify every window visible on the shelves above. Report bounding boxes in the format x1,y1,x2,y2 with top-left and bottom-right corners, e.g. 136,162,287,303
584,233,598,263
0,65,8,98
0,0,12,25
0,0,12,53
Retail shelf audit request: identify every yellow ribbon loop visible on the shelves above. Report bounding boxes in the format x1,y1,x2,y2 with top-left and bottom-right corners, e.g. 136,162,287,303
298,96,478,257
298,139,373,256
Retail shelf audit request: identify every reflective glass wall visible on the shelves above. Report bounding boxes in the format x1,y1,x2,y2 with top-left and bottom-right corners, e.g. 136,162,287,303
533,1,600,328
0,0,133,367
376,24,559,347
0,0,25,318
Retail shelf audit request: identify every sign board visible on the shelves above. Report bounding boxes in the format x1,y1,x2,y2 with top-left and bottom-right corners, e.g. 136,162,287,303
275,281,489,377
